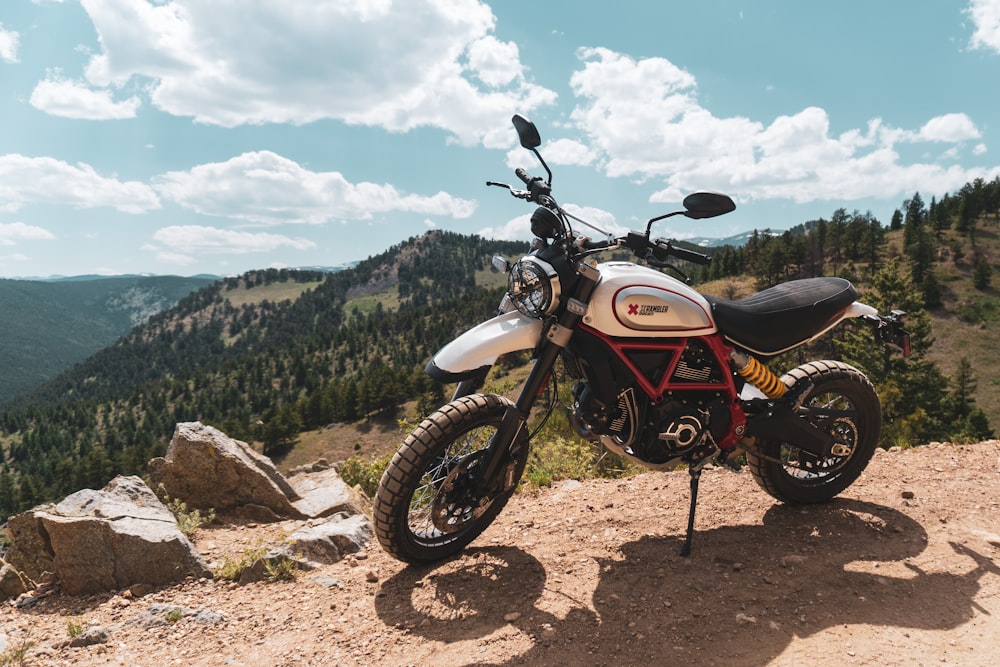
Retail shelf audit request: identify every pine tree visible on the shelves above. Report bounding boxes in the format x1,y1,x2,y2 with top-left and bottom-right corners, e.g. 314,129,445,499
837,257,949,447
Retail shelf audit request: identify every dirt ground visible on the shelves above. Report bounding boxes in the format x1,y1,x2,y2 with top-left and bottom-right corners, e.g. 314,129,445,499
3,440,999,667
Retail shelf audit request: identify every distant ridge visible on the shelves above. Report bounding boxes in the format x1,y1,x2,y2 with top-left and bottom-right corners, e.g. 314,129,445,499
0,274,217,405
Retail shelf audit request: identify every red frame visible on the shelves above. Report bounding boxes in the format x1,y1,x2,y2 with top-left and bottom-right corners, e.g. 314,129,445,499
577,324,746,449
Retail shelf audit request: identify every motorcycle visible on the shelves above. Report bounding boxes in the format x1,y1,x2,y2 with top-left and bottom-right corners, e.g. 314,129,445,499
373,114,911,564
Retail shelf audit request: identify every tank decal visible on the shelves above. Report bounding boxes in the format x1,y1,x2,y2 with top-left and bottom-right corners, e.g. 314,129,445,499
613,284,713,332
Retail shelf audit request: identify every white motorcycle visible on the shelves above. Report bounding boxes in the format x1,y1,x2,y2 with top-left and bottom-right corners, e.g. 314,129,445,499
373,114,910,564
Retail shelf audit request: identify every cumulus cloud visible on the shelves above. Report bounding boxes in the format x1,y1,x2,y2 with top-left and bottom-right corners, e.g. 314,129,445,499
968,0,1000,53
0,154,160,213
0,222,56,245
153,151,477,225
918,113,982,142
30,74,142,120
151,225,316,254
68,0,556,144
566,48,998,205
0,23,19,63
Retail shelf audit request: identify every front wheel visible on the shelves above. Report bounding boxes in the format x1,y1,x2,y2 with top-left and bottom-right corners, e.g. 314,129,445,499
747,360,881,504
373,394,528,564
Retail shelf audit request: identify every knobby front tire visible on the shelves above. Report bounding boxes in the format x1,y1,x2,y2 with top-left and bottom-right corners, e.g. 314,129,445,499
373,394,528,564
747,360,882,505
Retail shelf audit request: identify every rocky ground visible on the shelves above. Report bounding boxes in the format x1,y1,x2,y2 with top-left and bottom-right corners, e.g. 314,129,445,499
2,440,999,666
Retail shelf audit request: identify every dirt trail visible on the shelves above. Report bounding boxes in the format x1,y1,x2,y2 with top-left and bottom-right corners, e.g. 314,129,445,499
3,441,999,666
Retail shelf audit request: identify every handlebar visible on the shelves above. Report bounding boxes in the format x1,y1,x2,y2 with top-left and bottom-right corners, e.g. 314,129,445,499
660,240,712,265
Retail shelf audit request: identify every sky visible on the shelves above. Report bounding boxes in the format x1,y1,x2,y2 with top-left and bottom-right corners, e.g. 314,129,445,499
1,1,1000,279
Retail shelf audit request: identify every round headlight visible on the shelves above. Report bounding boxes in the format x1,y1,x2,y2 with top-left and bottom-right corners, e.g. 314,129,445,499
508,257,560,318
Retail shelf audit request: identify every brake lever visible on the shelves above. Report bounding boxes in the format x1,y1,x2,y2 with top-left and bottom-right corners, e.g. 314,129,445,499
486,181,531,200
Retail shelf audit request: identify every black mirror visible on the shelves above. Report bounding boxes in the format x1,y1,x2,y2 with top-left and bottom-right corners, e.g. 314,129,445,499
682,192,736,219
512,114,541,149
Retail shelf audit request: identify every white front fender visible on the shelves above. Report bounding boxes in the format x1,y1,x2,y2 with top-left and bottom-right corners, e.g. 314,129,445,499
426,311,543,382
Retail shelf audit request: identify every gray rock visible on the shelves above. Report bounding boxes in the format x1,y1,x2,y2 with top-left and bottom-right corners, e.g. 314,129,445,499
149,422,370,521
69,626,110,647
288,468,369,519
281,513,373,567
5,476,210,596
0,561,28,601
149,422,303,519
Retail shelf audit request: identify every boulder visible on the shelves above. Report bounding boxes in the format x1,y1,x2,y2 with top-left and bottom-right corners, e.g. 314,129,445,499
5,476,210,596
288,468,370,519
281,513,374,568
148,422,303,519
149,422,373,521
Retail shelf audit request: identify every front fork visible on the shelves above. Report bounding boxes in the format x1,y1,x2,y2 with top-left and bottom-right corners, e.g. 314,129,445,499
475,262,601,493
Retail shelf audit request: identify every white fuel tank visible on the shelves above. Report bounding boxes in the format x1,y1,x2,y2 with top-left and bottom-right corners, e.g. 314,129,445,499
583,262,716,338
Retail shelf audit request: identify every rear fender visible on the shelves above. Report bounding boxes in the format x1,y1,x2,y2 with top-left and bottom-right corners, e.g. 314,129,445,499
425,311,543,383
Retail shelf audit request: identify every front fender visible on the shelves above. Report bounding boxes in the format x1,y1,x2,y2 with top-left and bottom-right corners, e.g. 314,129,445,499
425,311,543,383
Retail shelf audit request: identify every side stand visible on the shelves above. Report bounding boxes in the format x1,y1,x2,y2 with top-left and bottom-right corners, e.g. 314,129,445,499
679,467,702,557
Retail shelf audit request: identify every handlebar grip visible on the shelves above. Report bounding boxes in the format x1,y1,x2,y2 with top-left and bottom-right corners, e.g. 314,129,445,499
670,244,712,265
515,167,533,185
580,238,612,251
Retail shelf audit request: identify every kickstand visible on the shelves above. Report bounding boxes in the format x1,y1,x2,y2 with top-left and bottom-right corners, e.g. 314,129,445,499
679,467,702,557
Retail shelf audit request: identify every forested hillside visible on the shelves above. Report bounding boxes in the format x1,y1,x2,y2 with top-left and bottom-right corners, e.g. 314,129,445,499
0,231,524,519
0,176,998,522
0,275,217,405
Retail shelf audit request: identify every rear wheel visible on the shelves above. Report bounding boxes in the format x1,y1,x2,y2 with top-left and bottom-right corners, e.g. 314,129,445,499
373,394,528,563
747,360,881,504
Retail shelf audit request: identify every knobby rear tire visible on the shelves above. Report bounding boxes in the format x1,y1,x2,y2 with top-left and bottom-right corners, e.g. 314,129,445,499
747,360,881,505
373,394,528,564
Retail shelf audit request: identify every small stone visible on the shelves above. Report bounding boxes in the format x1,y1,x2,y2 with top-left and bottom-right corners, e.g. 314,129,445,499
365,569,379,583
504,612,522,623
70,626,110,647
780,555,806,567
736,613,757,625
901,490,916,499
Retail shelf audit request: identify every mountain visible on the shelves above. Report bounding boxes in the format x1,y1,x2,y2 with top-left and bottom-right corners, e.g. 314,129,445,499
689,230,760,248
0,231,527,518
0,275,217,405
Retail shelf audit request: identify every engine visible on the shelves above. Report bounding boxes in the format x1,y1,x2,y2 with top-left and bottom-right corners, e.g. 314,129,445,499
569,338,732,468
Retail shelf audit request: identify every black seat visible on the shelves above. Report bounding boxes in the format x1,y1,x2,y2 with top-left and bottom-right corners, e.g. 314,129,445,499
704,277,858,356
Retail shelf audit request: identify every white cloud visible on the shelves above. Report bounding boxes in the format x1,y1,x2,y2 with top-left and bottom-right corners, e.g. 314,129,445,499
566,48,1000,205
154,151,476,225
0,222,56,245
0,23,19,63
0,154,160,213
506,138,597,169
70,0,556,144
29,75,142,120
968,0,1000,53
478,212,531,242
918,113,981,142
151,225,316,255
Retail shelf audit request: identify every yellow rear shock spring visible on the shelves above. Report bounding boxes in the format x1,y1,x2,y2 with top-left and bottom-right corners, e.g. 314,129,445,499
730,350,787,398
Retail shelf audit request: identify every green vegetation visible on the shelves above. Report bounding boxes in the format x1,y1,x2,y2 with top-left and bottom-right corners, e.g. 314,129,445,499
0,275,215,405
158,485,217,536
66,618,84,639
0,640,34,667
213,543,299,582
338,450,395,498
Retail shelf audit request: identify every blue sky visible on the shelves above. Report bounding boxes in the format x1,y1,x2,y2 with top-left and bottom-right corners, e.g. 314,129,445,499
1,1,999,278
